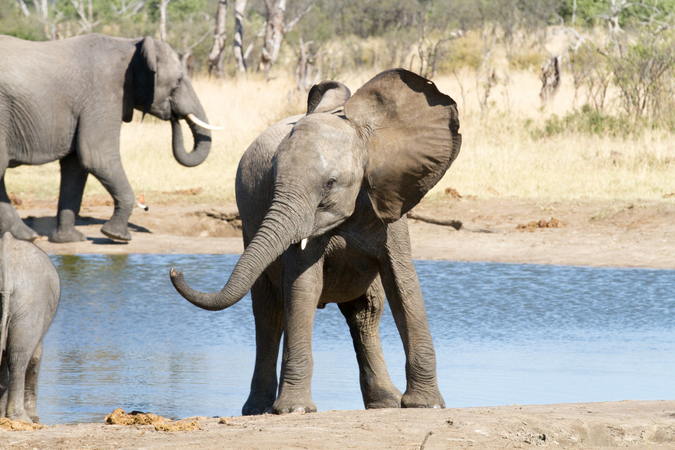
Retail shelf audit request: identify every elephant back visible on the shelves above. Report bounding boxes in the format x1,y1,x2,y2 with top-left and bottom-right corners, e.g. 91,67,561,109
235,114,304,245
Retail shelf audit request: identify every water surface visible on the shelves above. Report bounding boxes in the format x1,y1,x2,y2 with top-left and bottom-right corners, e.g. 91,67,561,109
39,254,675,424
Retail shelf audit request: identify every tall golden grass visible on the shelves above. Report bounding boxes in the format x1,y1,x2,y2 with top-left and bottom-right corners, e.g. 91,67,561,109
5,69,675,205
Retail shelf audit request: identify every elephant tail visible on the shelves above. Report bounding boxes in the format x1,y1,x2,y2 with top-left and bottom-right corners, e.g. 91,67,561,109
0,289,8,360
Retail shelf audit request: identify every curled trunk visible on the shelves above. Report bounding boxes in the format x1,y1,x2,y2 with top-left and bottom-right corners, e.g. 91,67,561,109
171,116,212,168
171,201,304,310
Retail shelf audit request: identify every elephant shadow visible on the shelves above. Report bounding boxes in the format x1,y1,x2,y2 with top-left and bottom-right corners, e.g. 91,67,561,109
22,215,150,242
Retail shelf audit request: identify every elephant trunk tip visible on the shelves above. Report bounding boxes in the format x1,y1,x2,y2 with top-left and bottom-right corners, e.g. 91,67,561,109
169,267,186,292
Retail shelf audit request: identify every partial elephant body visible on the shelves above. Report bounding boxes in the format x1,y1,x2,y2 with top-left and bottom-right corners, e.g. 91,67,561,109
0,232,60,423
172,69,461,415
0,34,215,243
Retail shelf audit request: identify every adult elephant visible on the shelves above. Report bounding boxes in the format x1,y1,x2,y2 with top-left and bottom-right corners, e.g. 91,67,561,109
0,33,220,243
171,69,462,414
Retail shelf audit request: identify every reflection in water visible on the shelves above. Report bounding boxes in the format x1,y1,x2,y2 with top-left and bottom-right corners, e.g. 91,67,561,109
40,255,675,424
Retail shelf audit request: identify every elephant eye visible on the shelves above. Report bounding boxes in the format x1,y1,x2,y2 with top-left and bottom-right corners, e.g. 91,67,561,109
325,178,336,190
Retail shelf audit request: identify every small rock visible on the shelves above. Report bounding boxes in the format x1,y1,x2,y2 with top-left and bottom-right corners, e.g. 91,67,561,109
444,187,462,199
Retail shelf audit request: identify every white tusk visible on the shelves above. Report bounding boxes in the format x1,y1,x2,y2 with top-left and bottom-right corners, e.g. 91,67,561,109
300,238,307,250
186,113,224,131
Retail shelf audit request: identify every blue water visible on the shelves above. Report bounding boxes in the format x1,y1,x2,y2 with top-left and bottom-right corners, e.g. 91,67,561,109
37,254,675,424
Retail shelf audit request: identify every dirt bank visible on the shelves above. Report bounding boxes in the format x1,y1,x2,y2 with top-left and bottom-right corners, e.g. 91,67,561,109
20,196,675,269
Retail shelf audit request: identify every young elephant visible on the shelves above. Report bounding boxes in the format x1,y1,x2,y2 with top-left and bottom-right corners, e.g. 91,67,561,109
171,69,462,415
0,232,60,423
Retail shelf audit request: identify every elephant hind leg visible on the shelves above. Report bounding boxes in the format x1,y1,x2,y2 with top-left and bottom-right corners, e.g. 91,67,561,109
50,152,87,243
0,354,8,417
339,277,402,410
23,342,42,423
242,273,283,415
5,349,33,422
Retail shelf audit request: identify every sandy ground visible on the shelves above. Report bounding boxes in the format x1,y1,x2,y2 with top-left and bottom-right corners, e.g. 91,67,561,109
4,196,674,448
2,401,674,449
21,195,675,269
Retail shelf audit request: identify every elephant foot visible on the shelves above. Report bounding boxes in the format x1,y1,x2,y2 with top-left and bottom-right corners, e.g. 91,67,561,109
4,223,38,242
7,410,34,423
49,226,86,243
401,388,445,409
272,395,317,415
363,383,403,410
242,394,276,416
101,221,131,241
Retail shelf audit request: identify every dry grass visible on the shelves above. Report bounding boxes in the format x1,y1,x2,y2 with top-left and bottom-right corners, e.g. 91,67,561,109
4,69,675,205
429,70,675,200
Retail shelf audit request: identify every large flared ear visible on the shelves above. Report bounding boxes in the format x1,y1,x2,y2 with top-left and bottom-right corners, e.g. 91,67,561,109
306,81,351,114
344,69,462,222
124,36,157,121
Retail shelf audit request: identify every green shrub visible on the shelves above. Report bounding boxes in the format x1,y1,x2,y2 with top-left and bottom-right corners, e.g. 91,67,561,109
532,105,644,139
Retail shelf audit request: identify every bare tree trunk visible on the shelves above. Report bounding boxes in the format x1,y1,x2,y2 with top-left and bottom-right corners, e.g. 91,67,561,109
295,38,317,92
16,0,30,17
540,55,561,106
233,0,247,74
88,0,93,22
159,0,170,42
208,0,228,77
258,0,286,75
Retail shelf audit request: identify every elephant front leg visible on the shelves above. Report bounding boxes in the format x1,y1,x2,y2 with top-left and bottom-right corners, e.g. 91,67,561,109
338,276,402,410
0,176,38,242
87,157,134,241
272,248,323,414
380,220,445,409
242,274,284,415
50,153,88,243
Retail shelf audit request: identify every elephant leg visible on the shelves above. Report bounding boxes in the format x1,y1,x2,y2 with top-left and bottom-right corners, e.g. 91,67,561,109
380,219,445,409
87,157,134,241
23,342,42,423
50,152,88,243
338,277,402,409
272,248,323,414
0,355,8,417
5,349,33,422
242,273,283,415
0,175,38,242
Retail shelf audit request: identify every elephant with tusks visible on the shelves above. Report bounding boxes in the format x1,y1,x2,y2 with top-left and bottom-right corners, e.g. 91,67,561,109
0,33,222,243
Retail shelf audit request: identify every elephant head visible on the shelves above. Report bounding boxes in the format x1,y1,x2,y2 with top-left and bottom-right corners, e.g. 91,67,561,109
171,69,461,309
123,36,221,167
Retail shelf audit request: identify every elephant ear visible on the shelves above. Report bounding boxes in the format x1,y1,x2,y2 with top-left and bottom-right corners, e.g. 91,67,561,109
306,81,351,114
124,36,157,122
344,69,462,222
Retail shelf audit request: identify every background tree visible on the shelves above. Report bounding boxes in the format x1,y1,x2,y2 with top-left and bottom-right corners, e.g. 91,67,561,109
258,0,285,75
207,0,227,76
233,0,247,73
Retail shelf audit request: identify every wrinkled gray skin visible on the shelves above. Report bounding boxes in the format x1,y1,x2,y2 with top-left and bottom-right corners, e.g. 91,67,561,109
0,33,213,243
171,69,462,415
0,232,59,423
